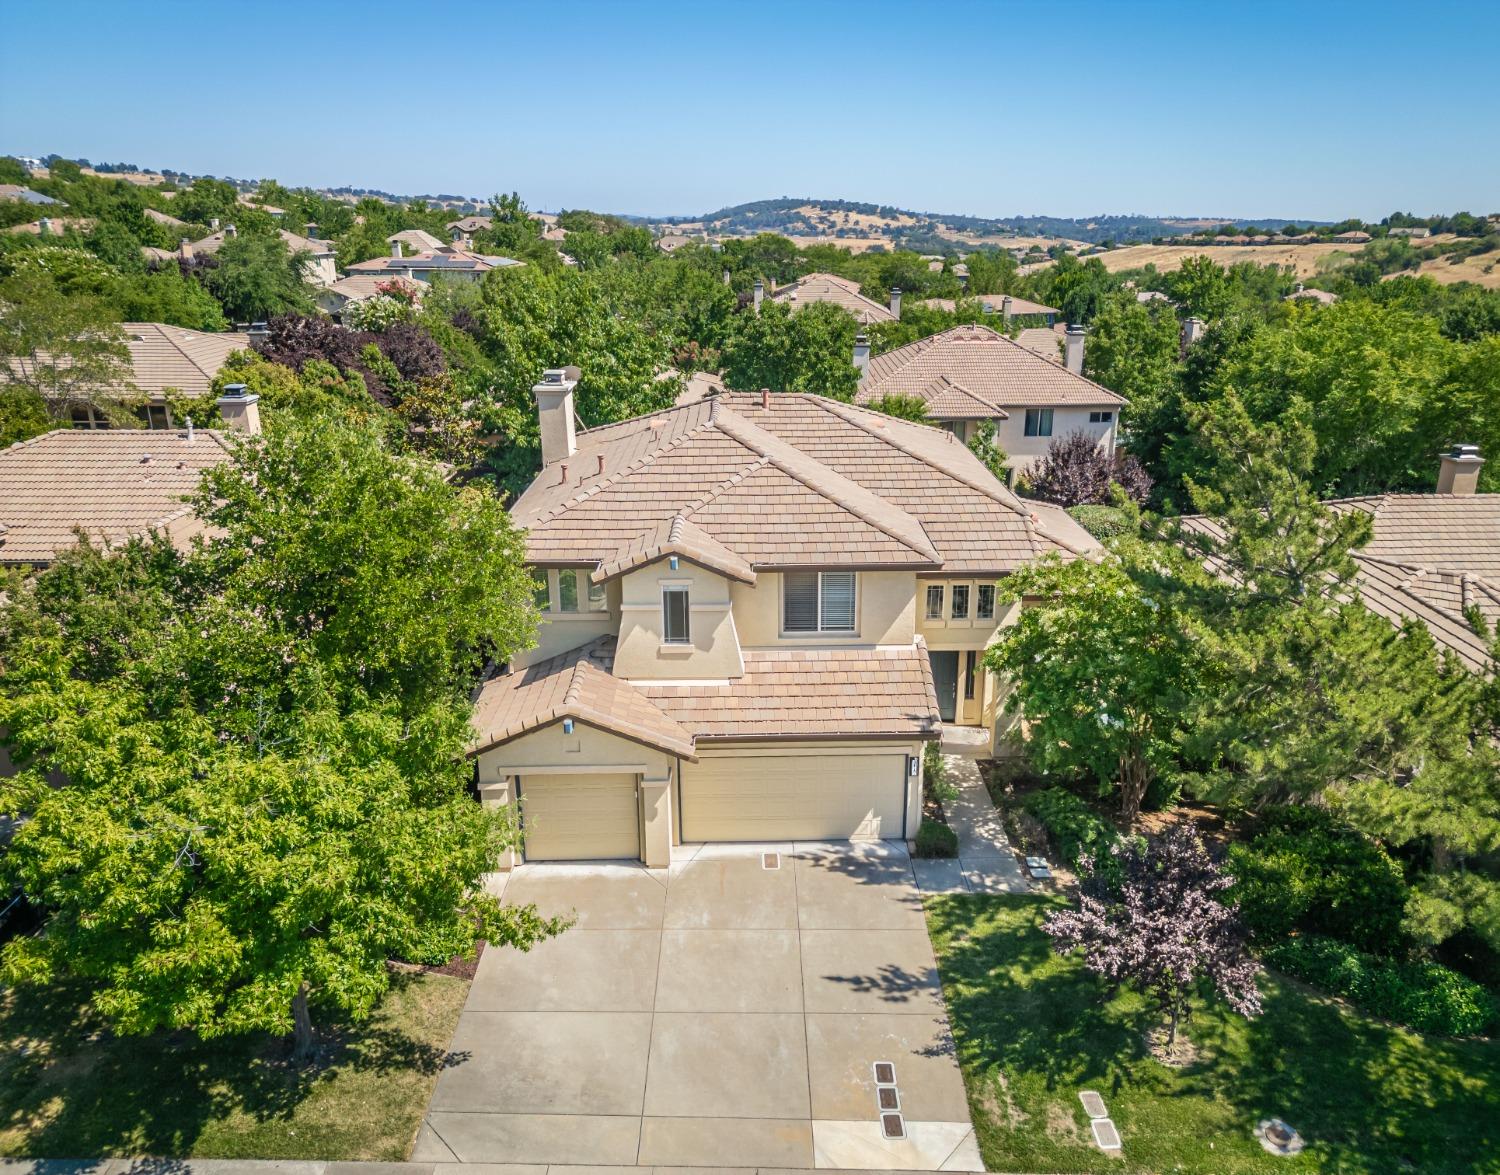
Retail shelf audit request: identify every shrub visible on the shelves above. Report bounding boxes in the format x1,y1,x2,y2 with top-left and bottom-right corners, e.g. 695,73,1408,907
1066,504,1133,540
914,819,959,859
1266,935,1498,1037
923,741,955,804
1227,806,1410,954
1024,788,1120,877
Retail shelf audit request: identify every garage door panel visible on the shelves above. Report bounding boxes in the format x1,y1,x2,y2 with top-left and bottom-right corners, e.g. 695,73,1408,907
520,773,639,861
682,753,906,842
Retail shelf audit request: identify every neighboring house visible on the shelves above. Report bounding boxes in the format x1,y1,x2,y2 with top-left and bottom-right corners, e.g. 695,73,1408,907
655,233,693,254
344,244,522,284
144,207,187,229
917,294,1061,326
447,215,492,244
1183,446,1495,675
1285,283,1340,304
1388,227,1432,238
854,324,1126,472
467,370,1099,866
314,274,428,319
1013,324,1065,361
186,224,338,287
2,322,249,430
0,389,262,568
669,369,727,406
388,228,445,253
5,216,94,236
1333,230,1373,244
767,272,898,324
0,184,61,205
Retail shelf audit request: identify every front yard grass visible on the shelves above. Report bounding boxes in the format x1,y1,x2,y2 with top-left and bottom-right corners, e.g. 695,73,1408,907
927,894,1500,1175
0,971,468,1160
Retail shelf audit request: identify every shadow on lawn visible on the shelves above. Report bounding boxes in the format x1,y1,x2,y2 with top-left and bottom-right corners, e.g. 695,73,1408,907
0,973,463,1158
926,894,1152,1099
1191,976,1500,1175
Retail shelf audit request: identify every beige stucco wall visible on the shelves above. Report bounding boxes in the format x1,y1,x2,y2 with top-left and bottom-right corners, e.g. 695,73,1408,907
999,408,1118,473
613,560,744,680
918,584,1021,736
732,570,916,648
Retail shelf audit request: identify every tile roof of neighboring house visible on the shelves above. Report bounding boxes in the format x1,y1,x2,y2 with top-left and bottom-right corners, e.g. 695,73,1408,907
772,272,895,323
2,323,249,400
0,428,231,565
511,391,1098,577
191,227,333,257
0,185,61,205
1014,325,1065,361
655,234,693,252
446,215,493,233
387,228,445,251
468,635,940,755
917,294,1060,317
666,368,726,407
1285,286,1340,304
1183,494,1500,674
468,637,696,759
856,324,1124,416
321,274,428,306
5,217,95,235
344,247,522,275
144,207,187,228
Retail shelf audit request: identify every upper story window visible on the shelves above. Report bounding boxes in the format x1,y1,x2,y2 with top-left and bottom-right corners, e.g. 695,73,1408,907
1024,408,1054,437
534,568,608,615
925,584,944,620
662,587,691,644
977,584,996,621
784,571,857,633
1089,410,1114,424
144,404,171,430
951,584,970,620
70,406,108,430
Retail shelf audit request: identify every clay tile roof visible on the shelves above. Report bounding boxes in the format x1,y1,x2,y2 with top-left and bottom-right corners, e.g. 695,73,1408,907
192,228,333,256
593,514,756,585
387,229,445,251
324,274,428,305
637,638,941,740
511,391,1099,578
144,207,187,228
0,428,231,565
344,247,522,274
911,375,1009,420
772,272,895,324
857,324,1124,415
468,637,696,759
1014,325,1065,361
2,322,248,400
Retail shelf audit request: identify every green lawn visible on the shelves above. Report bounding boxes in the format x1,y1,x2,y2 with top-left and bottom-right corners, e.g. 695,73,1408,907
926,895,1500,1175
0,971,469,1160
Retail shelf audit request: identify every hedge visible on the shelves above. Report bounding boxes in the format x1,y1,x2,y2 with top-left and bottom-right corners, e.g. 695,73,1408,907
1023,788,1120,877
914,819,959,859
1265,934,1498,1038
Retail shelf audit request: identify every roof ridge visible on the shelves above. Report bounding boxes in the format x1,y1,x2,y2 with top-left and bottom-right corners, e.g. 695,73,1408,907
711,405,940,563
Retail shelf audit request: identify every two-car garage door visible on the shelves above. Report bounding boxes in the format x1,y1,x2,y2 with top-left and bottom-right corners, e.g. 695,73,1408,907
680,751,909,842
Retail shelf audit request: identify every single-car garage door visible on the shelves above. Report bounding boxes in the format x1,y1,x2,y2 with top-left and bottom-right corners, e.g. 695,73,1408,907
519,773,640,861
680,752,908,842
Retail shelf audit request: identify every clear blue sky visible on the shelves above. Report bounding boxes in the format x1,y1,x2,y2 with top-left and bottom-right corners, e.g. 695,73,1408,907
2,0,1495,221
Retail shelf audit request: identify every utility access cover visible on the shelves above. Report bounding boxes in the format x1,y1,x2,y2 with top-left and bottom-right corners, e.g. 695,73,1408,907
1079,1090,1108,1119
1091,1118,1122,1151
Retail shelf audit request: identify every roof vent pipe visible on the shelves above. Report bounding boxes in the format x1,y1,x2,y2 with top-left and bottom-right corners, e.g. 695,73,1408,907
761,387,770,410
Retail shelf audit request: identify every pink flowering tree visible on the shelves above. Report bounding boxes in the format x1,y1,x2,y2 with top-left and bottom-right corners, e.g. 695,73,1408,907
1043,827,1261,1047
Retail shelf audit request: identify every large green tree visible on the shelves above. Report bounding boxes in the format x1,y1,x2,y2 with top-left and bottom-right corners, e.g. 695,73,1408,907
0,420,560,1060
201,232,313,322
720,300,860,400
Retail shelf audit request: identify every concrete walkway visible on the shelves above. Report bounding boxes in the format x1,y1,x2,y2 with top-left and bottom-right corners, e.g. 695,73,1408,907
910,754,1031,896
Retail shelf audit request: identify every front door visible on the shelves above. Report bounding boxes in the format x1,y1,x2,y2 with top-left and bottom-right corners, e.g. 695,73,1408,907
929,651,959,723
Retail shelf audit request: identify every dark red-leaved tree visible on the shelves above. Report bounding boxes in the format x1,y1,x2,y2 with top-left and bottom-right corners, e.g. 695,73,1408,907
1028,431,1152,506
261,314,444,407
1043,827,1261,1047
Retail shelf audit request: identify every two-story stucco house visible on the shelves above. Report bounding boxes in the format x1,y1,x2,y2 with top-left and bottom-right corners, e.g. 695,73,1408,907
853,324,1127,476
467,369,1099,867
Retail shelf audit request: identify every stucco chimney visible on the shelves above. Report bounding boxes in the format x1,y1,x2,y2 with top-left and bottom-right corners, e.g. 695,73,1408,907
38,217,51,235
853,332,871,374
179,237,193,261
534,367,581,467
1064,326,1086,374
211,217,220,231
1001,295,1013,323
889,287,902,318
223,223,237,239
391,240,402,259
1180,316,1206,357
722,267,731,286
1437,443,1484,495
247,322,270,352
216,384,262,435
753,278,764,314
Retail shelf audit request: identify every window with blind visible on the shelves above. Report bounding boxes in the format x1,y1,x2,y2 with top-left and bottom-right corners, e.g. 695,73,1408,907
783,571,857,633
662,588,690,643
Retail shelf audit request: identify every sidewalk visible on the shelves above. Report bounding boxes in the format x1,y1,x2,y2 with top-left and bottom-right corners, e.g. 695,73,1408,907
912,751,1032,896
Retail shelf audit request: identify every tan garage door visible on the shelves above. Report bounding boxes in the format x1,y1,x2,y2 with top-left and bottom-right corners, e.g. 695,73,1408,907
519,773,640,861
681,752,908,842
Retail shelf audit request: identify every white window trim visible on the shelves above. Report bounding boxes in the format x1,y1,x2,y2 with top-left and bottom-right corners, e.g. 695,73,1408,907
535,567,610,617
662,586,691,645
780,570,859,636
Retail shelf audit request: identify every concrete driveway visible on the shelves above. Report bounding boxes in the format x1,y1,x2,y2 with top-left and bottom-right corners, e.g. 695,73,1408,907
415,842,981,1171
